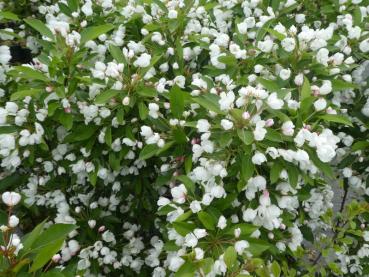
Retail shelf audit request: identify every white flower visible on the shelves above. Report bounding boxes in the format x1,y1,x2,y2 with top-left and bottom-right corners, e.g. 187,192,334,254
281,38,295,52
319,80,332,95
193,228,207,239
220,119,233,130
217,215,227,229
133,53,151,68
194,248,204,260
148,103,160,118
267,93,284,109
168,10,178,19
243,208,257,222
0,46,11,65
359,39,369,53
81,0,93,16
254,121,267,141
252,152,267,165
279,69,291,80
258,40,274,53
184,233,198,247
196,119,210,133
316,48,329,66
235,240,249,254
314,98,327,111
281,121,294,136
168,256,185,272
171,184,187,204
219,91,235,111
189,200,202,213
237,22,248,34
8,215,19,228
2,192,21,207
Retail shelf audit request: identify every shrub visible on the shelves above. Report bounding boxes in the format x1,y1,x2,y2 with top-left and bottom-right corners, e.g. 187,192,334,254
0,0,369,276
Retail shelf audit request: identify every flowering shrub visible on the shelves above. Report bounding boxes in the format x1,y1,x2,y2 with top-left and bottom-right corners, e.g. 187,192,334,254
0,0,369,276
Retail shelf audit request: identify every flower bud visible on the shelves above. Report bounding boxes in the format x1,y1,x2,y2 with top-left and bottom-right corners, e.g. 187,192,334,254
8,215,19,228
2,192,21,207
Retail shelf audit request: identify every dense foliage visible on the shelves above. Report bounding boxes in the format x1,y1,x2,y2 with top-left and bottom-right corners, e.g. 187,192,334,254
1,0,369,276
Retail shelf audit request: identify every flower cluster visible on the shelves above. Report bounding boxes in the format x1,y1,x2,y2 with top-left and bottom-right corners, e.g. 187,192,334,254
0,0,369,276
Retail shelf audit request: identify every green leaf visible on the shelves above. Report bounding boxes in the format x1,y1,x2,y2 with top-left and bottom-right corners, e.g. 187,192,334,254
138,102,149,120
109,44,126,64
31,224,76,251
0,125,19,134
352,141,369,151
95,89,122,104
270,162,282,184
257,77,280,92
137,87,157,97
172,222,196,236
11,89,43,101
176,175,195,195
20,220,47,257
225,223,258,236
331,79,358,91
300,96,314,118
24,18,55,40
301,77,311,100
67,0,79,11
139,144,159,160
0,11,20,21
29,238,64,272
247,239,271,256
193,94,225,115
224,246,237,269
198,211,215,230
64,125,98,142
237,129,253,145
170,85,185,118
105,127,112,147
0,173,26,192
318,114,353,127
80,24,115,44
175,262,196,277
285,163,299,187
306,148,334,178
271,261,281,277
240,154,254,187
10,66,49,82
265,28,285,40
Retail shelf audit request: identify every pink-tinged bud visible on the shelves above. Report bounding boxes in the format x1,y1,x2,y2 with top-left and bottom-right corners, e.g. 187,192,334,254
64,107,71,113
304,124,311,130
98,226,106,233
265,118,274,127
242,111,250,120
361,224,365,229
263,190,269,198
280,223,286,230
46,86,53,93
52,254,61,263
